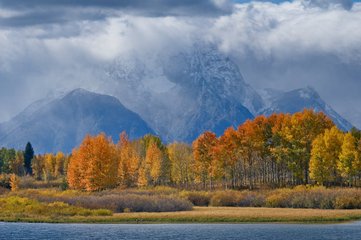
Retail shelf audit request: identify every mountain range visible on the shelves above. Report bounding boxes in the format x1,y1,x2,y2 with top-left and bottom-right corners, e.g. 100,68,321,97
0,89,154,153
0,45,353,153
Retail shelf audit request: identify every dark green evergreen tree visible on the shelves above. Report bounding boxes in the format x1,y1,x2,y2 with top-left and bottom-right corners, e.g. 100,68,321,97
24,142,34,175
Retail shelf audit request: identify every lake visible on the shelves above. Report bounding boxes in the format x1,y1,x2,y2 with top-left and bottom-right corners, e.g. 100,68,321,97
1,222,361,240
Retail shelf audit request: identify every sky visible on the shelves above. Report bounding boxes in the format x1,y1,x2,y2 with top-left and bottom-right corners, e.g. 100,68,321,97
0,0,361,127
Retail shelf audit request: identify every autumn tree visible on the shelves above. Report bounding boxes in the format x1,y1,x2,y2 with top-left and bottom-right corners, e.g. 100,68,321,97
193,131,217,190
9,174,20,192
268,113,292,187
354,140,361,185
338,132,357,186
145,141,163,186
0,148,16,174
212,127,239,189
137,164,148,187
67,133,118,191
12,151,25,176
32,155,45,180
283,110,334,184
43,153,55,181
67,148,84,190
140,134,171,184
54,152,66,178
117,132,140,187
168,142,194,187
350,127,361,141
309,127,344,186
237,120,259,190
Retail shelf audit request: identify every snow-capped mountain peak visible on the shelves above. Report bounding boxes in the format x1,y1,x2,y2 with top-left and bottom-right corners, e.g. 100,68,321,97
258,87,353,131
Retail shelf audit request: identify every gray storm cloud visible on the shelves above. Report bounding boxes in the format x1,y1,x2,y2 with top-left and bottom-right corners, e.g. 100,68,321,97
301,0,353,9
0,0,234,19
0,0,360,127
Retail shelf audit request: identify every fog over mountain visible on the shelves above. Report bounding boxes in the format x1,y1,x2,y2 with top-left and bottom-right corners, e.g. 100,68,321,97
0,43,353,152
101,44,262,142
0,0,361,150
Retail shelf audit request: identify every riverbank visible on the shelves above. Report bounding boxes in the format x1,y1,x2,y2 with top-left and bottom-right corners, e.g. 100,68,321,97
2,207,361,224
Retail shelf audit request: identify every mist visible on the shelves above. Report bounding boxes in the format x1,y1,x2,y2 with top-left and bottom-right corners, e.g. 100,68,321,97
0,0,360,127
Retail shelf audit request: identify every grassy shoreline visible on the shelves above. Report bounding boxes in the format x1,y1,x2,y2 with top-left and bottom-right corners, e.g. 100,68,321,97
2,207,361,224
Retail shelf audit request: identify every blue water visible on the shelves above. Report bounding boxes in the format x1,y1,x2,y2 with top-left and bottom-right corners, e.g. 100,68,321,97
0,222,361,240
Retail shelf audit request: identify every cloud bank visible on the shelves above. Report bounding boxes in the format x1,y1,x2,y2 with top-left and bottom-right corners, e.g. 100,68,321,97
0,0,360,127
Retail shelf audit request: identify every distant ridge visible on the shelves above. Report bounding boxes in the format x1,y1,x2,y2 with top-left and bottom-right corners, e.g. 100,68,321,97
0,89,155,153
258,87,353,131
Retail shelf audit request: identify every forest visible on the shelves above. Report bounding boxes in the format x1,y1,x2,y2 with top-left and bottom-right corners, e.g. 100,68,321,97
1,109,361,223
1,109,361,192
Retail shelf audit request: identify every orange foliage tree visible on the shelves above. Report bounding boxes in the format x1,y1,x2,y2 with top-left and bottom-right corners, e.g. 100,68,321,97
67,133,118,191
193,131,217,190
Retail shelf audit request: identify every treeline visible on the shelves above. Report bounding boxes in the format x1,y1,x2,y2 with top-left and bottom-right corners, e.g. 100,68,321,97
32,152,69,181
0,143,69,188
194,111,361,189
67,133,175,191
2,109,361,191
66,109,361,191
0,142,36,176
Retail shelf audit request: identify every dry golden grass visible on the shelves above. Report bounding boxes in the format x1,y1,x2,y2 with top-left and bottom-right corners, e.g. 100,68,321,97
98,207,361,223
2,206,361,223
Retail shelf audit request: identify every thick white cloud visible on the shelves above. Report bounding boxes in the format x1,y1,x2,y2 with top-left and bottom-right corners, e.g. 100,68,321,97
0,0,360,127
211,1,361,61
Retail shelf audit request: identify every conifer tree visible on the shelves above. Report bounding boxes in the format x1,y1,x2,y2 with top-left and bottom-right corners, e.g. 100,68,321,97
24,142,34,175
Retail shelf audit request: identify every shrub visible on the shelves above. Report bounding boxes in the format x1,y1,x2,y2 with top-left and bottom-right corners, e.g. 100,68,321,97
63,194,193,213
0,174,11,189
0,196,112,218
12,190,193,213
210,191,239,207
0,186,9,195
180,191,211,206
265,189,292,208
238,191,265,207
19,176,63,189
207,190,266,207
334,191,361,209
109,187,178,196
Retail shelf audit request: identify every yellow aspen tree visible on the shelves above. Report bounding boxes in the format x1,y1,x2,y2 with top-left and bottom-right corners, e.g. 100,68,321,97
32,155,45,180
168,142,194,187
137,163,148,187
310,134,329,185
117,132,140,187
141,134,171,184
44,153,55,180
338,132,357,186
287,109,335,184
54,152,65,178
145,141,162,186
310,127,343,185
354,140,361,185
